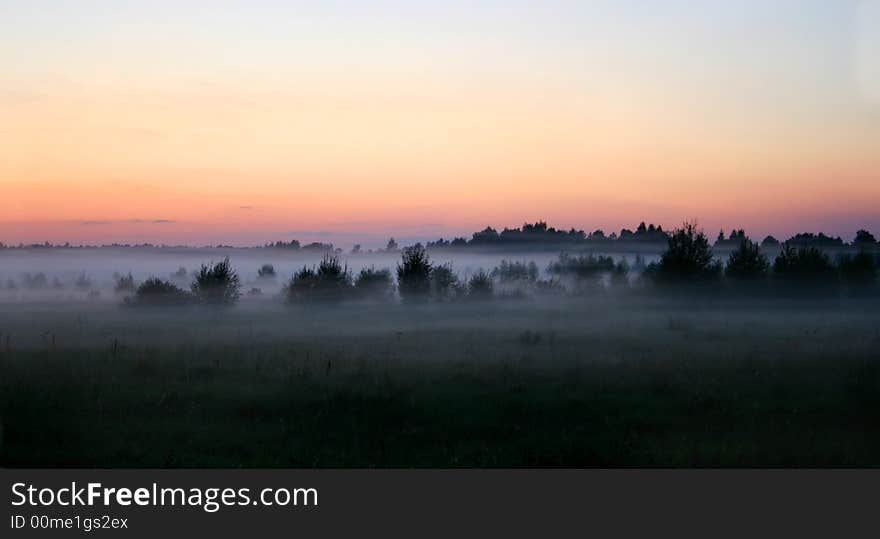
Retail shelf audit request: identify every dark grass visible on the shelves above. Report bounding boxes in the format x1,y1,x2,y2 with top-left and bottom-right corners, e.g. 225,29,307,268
1,298,879,467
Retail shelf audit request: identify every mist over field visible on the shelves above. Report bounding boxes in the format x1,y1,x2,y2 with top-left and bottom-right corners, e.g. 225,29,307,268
0,247,657,303
3,0,879,472
1,227,878,467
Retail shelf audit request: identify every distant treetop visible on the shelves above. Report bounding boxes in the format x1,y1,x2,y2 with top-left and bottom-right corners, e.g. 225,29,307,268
854,229,877,246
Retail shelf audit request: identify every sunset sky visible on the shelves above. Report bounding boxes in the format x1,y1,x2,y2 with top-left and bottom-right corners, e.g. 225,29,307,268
2,1,879,247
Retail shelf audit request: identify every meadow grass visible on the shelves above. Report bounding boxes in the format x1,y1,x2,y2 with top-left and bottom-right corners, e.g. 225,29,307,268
1,298,878,467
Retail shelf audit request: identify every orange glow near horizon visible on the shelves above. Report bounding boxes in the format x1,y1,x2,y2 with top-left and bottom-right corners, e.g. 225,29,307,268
2,3,879,246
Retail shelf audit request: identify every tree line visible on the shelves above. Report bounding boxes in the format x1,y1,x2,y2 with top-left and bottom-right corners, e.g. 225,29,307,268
118,222,878,307
3,222,875,252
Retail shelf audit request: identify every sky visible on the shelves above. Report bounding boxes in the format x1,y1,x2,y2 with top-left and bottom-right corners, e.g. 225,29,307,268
1,0,879,247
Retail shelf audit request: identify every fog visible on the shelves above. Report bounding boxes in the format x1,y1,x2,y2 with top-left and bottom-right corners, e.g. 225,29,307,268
3,242,878,467
0,247,662,302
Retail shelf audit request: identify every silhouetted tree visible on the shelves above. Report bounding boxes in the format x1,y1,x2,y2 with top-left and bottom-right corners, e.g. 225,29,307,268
429,263,462,301
837,251,877,285
133,278,190,306
354,267,394,300
301,242,334,252
853,230,877,247
74,273,93,290
471,226,500,244
547,253,615,279
266,240,301,249
491,260,539,283
610,259,630,287
22,272,48,289
631,254,646,272
386,238,399,252
191,257,241,306
761,236,780,248
285,254,353,303
647,222,721,283
725,239,769,281
397,244,432,301
466,270,494,300
257,264,276,279
772,245,835,282
285,267,318,302
114,272,136,294
785,233,844,248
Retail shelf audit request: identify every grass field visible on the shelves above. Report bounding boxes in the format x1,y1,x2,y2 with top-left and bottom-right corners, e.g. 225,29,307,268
1,297,879,467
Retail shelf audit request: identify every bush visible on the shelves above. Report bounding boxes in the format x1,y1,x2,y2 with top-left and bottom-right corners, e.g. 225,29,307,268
491,260,538,283
837,251,877,285
772,245,835,282
133,278,190,306
285,254,353,303
285,267,318,302
853,229,877,247
430,264,462,301
114,272,136,294
491,260,541,296
547,253,615,280
191,257,241,306
353,267,395,300
257,264,276,279
397,244,432,301
74,273,93,290
610,259,630,287
725,239,769,281
466,270,494,300
22,272,48,289
647,222,721,283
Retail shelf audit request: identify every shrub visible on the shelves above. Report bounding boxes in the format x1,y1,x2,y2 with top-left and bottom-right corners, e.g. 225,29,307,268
430,263,462,301
837,251,877,285
285,267,318,302
133,278,190,306
647,222,721,283
22,272,48,289
397,244,432,301
534,278,566,295
284,254,353,303
772,245,835,282
853,229,877,247
548,252,615,279
491,260,539,283
353,267,395,300
610,259,630,287
466,270,494,300
631,254,647,272
725,239,769,281
257,264,276,279
191,257,241,306
761,235,780,247
74,273,93,290
114,272,136,294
